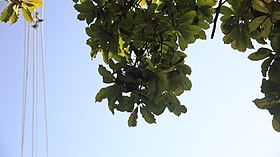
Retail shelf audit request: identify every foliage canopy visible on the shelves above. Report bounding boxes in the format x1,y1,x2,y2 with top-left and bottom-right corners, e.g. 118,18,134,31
1,0,280,132
72,0,280,131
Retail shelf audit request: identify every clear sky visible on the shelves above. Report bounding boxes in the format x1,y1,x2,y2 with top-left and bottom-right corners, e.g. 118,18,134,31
0,1,280,157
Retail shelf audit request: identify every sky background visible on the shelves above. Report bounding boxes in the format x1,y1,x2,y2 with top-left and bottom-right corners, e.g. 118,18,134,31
1,1,280,157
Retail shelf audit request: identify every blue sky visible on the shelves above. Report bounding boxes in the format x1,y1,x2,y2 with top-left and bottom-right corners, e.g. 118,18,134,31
1,1,280,157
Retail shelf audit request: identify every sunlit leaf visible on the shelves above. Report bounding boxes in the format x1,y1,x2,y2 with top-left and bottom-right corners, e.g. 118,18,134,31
0,3,14,23
22,8,33,23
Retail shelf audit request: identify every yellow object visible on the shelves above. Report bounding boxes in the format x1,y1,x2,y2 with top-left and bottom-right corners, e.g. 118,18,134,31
139,0,158,6
197,0,218,6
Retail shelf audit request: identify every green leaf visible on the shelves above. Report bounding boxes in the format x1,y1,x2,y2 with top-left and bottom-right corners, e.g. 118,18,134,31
147,80,156,96
128,107,138,127
22,8,34,23
272,116,280,132
178,10,196,24
98,65,114,83
197,0,218,6
272,11,280,20
261,58,273,77
197,21,209,29
10,10,18,25
173,104,187,116
178,33,188,50
198,30,207,39
249,16,266,33
85,27,95,37
248,48,272,61
147,101,166,116
268,60,280,83
116,96,135,112
179,74,192,91
271,33,280,52
74,1,94,13
1,3,14,23
140,106,156,124
176,64,192,75
260,18,272,38
252,0,269,13
147,3,157,16
261,80,280,97
220,6,234,15
185,25,202,35
253,97,280,109
95,84,120,102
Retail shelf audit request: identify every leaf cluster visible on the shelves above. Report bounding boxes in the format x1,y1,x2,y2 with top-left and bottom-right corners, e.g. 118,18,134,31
74,0,214,126
0,0,43,24
220,0,280,132
73,0,280,131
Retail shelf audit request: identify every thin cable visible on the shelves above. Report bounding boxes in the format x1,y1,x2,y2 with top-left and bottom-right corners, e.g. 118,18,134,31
21,21,28,157
32,13,38,157
40,4,50,157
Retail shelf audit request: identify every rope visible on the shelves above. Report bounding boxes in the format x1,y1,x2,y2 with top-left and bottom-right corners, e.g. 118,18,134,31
21,21,30,157
32,13,38,157
40,3,50,157
22,5,49,157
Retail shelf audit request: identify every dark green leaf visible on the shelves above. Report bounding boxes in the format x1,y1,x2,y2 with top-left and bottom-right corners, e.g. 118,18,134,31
147,101,166,116
95,84,121,102
178,33,188,50
128,107,138,127
253,97,280,109
272,11,280,20
173,104,187,116
147,80,156,96
74,1,94,13
178,10,196,24
248,48,272,61
248,16,266,33
252,0,269,13
271,33,280,52
272,116,280,132
98,65,114,83
147,3,157,16
117,96,135,112
220,6,234,15
261,79,280,96
261,58,273,77
140,106,156,124
85,27,95,37
269,60,280,83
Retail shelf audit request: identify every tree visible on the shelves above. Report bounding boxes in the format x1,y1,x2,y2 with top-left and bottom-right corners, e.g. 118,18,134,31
1,0,280,132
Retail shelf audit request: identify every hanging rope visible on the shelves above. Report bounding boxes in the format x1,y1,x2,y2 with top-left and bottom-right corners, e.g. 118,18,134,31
21,21,31,157
21,3,49,157
40,3,50,157
32,11,38,157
